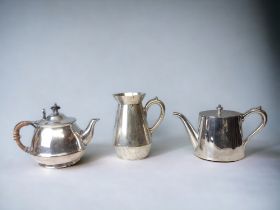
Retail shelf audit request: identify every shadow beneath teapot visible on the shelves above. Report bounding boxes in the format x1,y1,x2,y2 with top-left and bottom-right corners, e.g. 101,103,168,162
150,136,188,157
77,143,114,165
246,139,280,159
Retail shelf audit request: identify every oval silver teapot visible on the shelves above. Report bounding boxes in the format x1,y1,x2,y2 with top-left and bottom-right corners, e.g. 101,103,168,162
13,104,99,168
174,105,267,162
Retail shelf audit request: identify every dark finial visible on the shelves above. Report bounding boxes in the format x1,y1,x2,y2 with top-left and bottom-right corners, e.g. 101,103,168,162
217,104,223,116
51,103,61,116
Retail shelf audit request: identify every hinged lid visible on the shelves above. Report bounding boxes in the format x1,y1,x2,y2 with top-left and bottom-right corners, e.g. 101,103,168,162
199,104,241,118
36,103,76,126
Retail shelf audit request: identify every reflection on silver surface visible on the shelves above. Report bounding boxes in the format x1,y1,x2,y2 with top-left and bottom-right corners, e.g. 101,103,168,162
113,92,165,160
174,105,267,162
115,144,152,160
13,103,99,168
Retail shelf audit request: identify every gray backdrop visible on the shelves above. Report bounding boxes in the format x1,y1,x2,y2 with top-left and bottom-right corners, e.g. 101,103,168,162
0,0,279,210
1,0,279,142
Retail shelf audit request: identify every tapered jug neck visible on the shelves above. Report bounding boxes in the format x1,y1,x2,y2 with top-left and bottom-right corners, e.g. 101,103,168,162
113,92,145,105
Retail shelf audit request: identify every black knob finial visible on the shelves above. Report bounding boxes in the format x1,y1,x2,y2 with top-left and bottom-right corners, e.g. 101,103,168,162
51,103,61,115
217,104,223,116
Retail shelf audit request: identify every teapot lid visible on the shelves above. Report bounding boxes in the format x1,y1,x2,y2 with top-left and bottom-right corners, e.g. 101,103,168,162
36,103,76,126
199,105,241,118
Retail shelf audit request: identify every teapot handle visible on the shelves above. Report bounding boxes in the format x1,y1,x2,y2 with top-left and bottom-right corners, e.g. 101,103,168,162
144,97,165,134
13,121,36,153
241,106,267,145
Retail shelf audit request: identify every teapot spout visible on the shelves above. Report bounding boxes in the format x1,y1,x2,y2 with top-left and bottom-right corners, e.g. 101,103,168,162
173,112,198,149
81,118,99,146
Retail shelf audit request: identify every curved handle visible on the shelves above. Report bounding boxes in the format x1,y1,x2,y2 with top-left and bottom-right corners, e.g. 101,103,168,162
144,97,165,134
13,121,35,153
241,106,267,145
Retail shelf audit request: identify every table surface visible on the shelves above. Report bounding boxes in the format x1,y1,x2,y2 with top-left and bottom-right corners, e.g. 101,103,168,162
1,136,279,210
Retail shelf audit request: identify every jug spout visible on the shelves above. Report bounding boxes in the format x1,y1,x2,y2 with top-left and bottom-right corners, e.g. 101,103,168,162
173,112,198,149
81,119,99,146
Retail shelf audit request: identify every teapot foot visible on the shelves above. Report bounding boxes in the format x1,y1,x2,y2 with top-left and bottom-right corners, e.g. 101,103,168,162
38,159,81,168
33,150,85,168
115,144,151,160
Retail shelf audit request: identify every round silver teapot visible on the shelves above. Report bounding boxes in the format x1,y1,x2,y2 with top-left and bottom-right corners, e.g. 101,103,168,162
13,104,99,168
174,105,267,162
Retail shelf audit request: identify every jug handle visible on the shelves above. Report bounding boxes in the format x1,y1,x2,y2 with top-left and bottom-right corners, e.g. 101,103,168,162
144,97,165,134
241,106,267,145
13,121,36,153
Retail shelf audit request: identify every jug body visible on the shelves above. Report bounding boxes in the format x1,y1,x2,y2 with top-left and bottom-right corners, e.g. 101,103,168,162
113,92,165,160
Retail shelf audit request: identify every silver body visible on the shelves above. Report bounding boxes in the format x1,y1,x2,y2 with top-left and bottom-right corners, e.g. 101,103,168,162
13,104,99,168
113,92,165,160
174,105,267,162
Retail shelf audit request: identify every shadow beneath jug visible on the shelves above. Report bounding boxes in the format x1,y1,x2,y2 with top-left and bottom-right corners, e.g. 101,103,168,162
150,136,189,158
78,136,189,164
